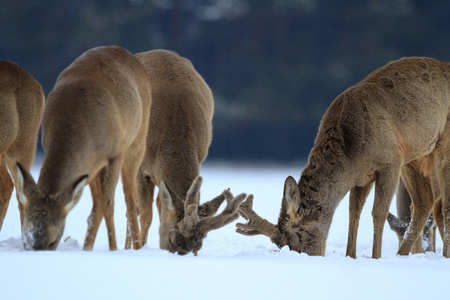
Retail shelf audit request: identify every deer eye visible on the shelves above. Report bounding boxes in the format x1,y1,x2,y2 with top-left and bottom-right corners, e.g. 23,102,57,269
49,240,57,248
168,234,177,253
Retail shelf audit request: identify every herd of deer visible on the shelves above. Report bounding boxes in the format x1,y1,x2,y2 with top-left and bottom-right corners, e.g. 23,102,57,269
1,45,450,259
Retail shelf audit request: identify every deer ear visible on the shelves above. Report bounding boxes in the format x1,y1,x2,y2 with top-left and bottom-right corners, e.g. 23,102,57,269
281,176,300,215
159,181,175,211
159,181,185,212
185,176,202,209
64,175,88,213
16,162,38,206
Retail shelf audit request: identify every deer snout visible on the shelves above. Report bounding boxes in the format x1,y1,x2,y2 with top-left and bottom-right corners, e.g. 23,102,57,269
21,223,58,251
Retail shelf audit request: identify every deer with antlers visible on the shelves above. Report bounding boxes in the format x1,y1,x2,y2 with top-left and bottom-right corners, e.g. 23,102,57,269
237,57,450,258
0,61,44,232
15,46,151,250
133,49,245,255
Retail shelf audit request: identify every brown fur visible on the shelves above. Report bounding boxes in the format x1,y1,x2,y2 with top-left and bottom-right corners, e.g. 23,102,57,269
417,153,435,177
0,61,44,231
133,50,245,255
387,178,437,253
15,46,151,251
237,57,450,258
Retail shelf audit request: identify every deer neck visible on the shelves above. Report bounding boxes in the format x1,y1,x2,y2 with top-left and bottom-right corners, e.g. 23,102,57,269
298,187,337,235
37,147,94,195
156,146,201,200
297,159,354,246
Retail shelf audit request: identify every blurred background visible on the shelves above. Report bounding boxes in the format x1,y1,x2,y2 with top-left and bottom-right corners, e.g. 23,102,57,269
2,0,449,163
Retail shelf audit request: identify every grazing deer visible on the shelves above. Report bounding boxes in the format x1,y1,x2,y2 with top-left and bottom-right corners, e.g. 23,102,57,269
133,49,246,255
237,57,450,258
0,61,44,231
15,46,151,251
387,178,437,253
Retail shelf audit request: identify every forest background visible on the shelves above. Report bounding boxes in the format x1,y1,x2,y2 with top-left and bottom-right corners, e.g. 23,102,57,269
2,0,449,162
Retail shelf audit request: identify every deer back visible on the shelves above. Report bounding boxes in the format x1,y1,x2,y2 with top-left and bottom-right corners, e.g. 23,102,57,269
134,50,241,256
135,49,213,197
307,57,450,196
0,61,44,168
16,46,151,250
0,61,44,232
237,57,450,257
307,57,450,253
39,46,151,193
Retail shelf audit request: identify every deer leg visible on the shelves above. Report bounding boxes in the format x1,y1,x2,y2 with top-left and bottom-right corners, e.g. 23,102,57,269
433,198,444,244
124,226,131,249
346,182,373,258
0,159,14,231
83,176,104,251
430,224,437,252
126,171,154,248
122,156,143,251
83,160,121,251
137,172,155,246
371,165,401,259
396,179,412,223
422,214,436,252
395,178,436,253
397,163,434,256
156,193,162,216
99,159,123,251
410,205,424,254
438,164,450,257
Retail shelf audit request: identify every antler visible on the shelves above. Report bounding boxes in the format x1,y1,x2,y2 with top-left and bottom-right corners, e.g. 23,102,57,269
236,195,287,248
386,212,409,239
179,177,202,238
161,176,247,255
196,189,246,235
198,192,226,218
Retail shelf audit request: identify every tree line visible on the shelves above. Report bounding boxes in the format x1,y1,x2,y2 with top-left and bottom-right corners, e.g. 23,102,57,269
1,0,449,161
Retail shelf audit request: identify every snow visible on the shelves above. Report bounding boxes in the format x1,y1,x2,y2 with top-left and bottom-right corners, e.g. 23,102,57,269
1,162,449,300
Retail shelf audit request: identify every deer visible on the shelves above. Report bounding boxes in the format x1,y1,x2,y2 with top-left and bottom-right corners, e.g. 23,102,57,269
14,45,151,251
0,61,44,232
236,56,450,258
387,178,437,253
132,49,246,255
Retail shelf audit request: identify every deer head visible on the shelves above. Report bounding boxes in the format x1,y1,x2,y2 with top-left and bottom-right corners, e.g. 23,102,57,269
237,176,326,255
15,163,88,250
159,176,246,255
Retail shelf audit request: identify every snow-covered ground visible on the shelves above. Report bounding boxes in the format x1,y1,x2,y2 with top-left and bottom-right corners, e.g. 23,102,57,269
1,162,449,300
